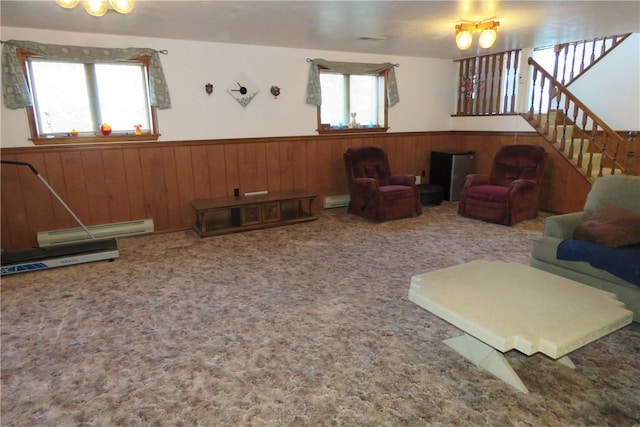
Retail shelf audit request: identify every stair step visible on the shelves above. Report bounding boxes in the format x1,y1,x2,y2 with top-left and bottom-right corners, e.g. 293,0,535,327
561,138,593,154
552,125,576,145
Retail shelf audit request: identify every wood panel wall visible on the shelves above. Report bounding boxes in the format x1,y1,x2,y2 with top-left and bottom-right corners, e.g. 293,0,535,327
1,131,592,250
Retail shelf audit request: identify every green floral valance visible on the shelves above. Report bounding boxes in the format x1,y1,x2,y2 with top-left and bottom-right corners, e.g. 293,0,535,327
2,40,171,109
305,58,399,107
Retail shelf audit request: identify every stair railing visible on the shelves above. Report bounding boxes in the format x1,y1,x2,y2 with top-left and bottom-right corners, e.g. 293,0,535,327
526,57,632,179
550,34,631,88
455,49,521,116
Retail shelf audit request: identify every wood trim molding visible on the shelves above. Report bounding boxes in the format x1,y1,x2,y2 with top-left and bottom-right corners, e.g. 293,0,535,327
0,130,539,155
0,130,591,250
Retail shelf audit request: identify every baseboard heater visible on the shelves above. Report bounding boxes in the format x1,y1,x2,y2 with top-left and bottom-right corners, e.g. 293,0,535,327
37,219,154,247
323,194,350,208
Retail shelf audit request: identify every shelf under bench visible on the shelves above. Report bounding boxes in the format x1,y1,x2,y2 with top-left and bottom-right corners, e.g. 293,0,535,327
191,190,318,237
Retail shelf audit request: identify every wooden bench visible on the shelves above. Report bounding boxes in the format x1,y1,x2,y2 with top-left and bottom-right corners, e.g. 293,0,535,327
191,190,317,237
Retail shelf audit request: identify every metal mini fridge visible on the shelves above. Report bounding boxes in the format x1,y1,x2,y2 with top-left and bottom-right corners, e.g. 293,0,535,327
429,151,475,201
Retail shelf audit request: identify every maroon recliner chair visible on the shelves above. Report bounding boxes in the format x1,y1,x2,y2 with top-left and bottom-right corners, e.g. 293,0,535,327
457,144,547,225
344,146,422,221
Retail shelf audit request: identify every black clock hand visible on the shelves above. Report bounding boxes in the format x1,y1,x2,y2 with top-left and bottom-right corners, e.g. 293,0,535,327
231,82,248,95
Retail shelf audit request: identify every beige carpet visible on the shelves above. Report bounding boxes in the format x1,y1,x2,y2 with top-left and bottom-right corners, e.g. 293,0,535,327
1,202,639,426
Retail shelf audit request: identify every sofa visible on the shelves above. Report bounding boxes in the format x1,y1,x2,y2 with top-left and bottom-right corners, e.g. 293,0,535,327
530,174,640,322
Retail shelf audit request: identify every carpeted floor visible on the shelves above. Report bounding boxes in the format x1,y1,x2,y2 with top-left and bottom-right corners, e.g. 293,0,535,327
1,202,639,426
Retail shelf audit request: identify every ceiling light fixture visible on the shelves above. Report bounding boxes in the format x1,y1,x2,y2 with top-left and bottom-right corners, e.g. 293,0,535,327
55,0,135,16
455,20,499,50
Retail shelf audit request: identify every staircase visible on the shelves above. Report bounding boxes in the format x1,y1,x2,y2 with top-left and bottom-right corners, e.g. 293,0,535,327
522,35,636,182
548,34,631,88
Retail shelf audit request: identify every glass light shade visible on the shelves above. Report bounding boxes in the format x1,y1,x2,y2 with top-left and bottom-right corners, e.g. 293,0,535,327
82,0,108,16
55,0,80,8
456,30,473,50
479,28,497,49
109,0,135,14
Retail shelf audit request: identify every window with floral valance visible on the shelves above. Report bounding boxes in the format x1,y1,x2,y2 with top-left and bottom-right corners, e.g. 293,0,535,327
1,39,171,144
305,58,399,133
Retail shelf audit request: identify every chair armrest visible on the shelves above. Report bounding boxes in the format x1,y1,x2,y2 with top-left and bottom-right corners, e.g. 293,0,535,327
463,174,490,187
543,211,591,238
389,174,415,186
352,177,379,190
508,178,538,194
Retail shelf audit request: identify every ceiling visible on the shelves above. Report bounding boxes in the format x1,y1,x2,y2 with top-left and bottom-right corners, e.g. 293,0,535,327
1,1,639,60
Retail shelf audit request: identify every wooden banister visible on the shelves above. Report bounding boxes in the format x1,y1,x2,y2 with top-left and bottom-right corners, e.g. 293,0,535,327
525,57,633,179
455,50,520,116
553,34,631,88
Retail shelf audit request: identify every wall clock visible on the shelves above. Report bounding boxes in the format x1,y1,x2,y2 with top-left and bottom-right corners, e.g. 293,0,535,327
227,73,259,108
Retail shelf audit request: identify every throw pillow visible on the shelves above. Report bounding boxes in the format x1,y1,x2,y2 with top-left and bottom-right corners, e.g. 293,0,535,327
573,203,640,247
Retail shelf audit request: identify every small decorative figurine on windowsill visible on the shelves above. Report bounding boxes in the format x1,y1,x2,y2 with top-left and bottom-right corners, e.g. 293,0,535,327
349,112,358,128
100,123,112,136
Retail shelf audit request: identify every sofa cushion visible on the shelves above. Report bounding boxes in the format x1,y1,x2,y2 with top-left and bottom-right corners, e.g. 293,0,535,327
380,185,415,201
584,175,640,214
464,185,510,202
532,237,637,287
557,239,640,285
573,204,640,247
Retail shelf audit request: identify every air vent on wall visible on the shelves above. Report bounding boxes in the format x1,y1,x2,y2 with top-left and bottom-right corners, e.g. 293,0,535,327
323,195,350,209
358,36,387,41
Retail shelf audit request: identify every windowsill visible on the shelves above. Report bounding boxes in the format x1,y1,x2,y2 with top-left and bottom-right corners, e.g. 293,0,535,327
317,127,389,135
31,133,161,145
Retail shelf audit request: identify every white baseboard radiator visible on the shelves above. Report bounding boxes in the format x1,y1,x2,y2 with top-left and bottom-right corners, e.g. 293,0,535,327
323,194,350,208
37,219,154,247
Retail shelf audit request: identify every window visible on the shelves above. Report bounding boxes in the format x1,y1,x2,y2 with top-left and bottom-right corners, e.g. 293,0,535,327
317,68,388,133
20,52,159,144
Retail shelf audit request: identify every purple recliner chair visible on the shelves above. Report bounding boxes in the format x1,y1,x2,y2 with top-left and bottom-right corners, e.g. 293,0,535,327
458,144,547,225
344,146,422,221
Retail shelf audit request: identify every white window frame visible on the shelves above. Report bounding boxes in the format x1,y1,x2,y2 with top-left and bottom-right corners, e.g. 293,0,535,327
316,67,389,134
18,50,160,145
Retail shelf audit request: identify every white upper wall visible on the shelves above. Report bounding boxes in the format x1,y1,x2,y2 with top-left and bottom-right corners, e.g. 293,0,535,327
0,27,453,148
1,28,637,148
568,33,640,130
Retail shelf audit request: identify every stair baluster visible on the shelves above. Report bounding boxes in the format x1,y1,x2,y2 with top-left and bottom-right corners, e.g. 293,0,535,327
481,56,490,114
560,44,570,85
595,123,605,177
626,132,636,175
610,133,619,175
577,113,588,170
509,50,520,113
489,56,497,117
456,61,465,115
494,54,504,114
569,42,578,81
579,39,587,74
559,97,571,152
